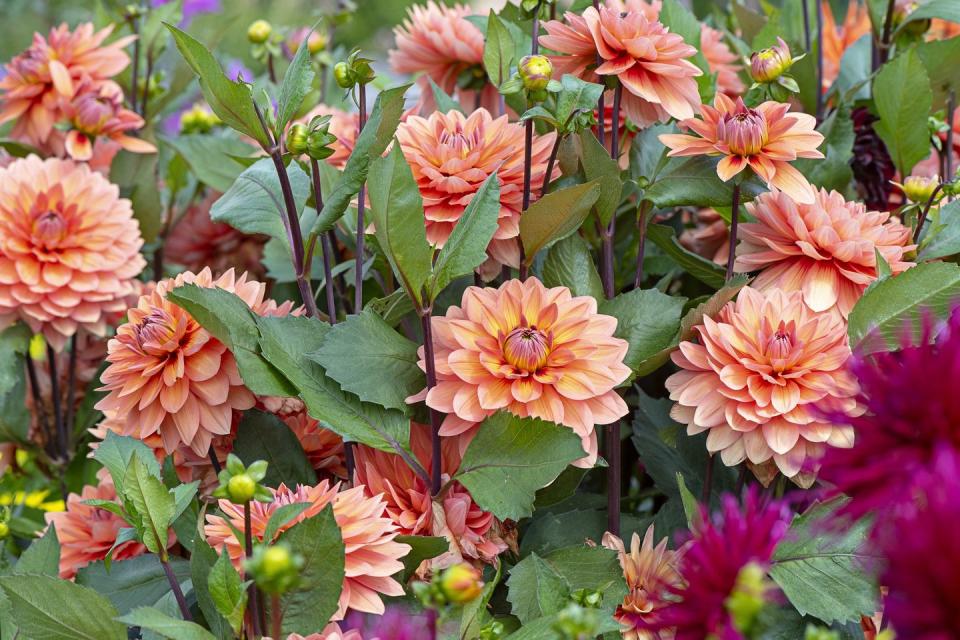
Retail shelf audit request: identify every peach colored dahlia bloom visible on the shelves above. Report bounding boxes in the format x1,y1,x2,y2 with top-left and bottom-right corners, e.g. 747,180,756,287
0,156,145,351
700,24,745,97
354,423,506,567
95,268,298,457
665,287,859,486
602,526,684,640
204,481,410,619
396,109,556,272
540,2,702,128
295,105,359,170
263,626,363,640
408,278,631,468
660,94,825,204
0,23,134,149
44,469,151,579
735,189,915,318
60,79,155,160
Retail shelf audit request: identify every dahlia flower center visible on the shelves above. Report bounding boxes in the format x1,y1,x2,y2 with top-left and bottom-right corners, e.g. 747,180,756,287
438,127,482,159
33,211,67,248
502,326,551,372
718,110,768,157
136,310,179,350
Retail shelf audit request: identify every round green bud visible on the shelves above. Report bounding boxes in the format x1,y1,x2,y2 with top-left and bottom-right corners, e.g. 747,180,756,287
261,545,293,577
519,55,553,94
28,333,46,361
227,473,257,503
286,123,310,155
333,61,353,89
0,521,9,540
247,20,272,45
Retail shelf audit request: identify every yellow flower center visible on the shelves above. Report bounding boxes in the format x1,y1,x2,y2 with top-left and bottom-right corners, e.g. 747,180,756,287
502,326,551,372
718,109,768,157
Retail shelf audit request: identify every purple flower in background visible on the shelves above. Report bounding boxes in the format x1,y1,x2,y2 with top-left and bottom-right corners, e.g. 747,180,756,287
344,606,431,640
151,0,220,25
820,306,960,523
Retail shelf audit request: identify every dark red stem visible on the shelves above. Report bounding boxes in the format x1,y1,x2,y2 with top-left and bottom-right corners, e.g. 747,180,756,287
354,84,368,313
421,312,444,495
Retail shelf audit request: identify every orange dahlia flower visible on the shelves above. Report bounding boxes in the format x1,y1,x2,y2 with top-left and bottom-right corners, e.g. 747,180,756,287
396,109,556,273
0,23,134,149
602,526,684,640
95,268,298,457
280,407,347,479
60,79,154,161
540,2,702,128
44,469,151,579
734,189,915,318
665,287,859,486
389,1,498,113
407,278,631,468
0,156,145,351
296,105,358,170
660,94,825,204
354,422,507,567
822,1,871,89
204,481,410,619
701,24,745,97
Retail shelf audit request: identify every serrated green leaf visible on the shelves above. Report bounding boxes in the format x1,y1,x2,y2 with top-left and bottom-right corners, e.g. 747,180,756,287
599,288,686,382
0,574,126,640
232,410,317,488
276,23,318,130
900,0,960,27
208,549,246,635
93,431,162,494
122,456,175,555
428,78,465,113
579,131,622,226
396,535,449,581
0,323,30,443
117,607,217,640
14,524,59,577
484,11,515,87
507,553,571,624
919,199,960,261
110,150,163,243
554,75,604,130
159,134,250,192
873,48,933,177
78,555,191,616
646,223,727,288
542,234,604,300
644,155,766,209
520,180,601,259
190,541,233,639
917,36,960,110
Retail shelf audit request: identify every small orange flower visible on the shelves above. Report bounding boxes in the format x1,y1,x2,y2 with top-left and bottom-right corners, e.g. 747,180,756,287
407,278,631,467
735,189,915,317
95,268,298,457
660,93,825,204
0,23,134,150
396,109,556,274
665,287,859,486
701,24,745,96
204,481,410,619
0,156,145,351
821,0,871,89
541,2,702,128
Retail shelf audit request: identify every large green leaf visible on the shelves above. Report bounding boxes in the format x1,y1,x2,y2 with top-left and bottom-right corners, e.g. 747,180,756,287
166,285,294,397
165,24,270,148
507,553,570,624
77,555,191,616
579,131,622,226
231,409,317,487
646,224,727,288
276,25,317,130
554,75,604,130
917,36,960,110
92,431,163,494
847,262,960,351
14,525,60,577
919,200,960,260
159,134,250,192
110,150,163,243
0,323,30,443
122,456,175,555
901,0,960,26
644,155,765,209
275,507,345,635
599,288,687,382
520,180,601,259
483,11,515,87
209,157,310,246
794,106,855,193
0,574,127,640
311,84,411,234
428,172,502,299
455,412,586,521
207,548,247,636
117,608,216,640
873,48,933,177
769,499,879,624
310,309,423,413
542,234,604,300
367,144,433,306
189,542,234,640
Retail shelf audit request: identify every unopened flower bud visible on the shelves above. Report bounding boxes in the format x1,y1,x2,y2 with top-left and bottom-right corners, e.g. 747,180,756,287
725,562,768,634
245,543,303,594
333,61,352,89
439,563,483,604
893,174,941,204
804,624,840,640
552,603,599,639
0,521,9,540
750,37,796,83
247,20,272,45
227,473,257,503
519,55,553,94
29,333,46,361
286,123,309,155
307,31,328,55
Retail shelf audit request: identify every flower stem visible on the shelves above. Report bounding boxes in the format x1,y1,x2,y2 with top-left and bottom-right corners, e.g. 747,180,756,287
271,593,282,640
63,334,77,451
46,344,65,463
815,0,825,122
24,355,50,454
244,502,263,637
633,201,651,289
540,134,562,197
208,449,222,475
606,425,621,537
914,183,944,243
702,454,715,504
946,90,956,182
128,13,140,114
267,52,277,84
600,82,622,299
801,0,811,52
420,311,444,495
879,0,897,66
141,48,154,122
311,159,338,324
592,0,605,148
354,84,368,314
726,183,741,282
519,116,534,281
161,556,193,621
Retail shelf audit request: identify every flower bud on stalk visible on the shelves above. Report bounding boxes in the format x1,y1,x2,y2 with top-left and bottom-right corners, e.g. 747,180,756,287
286,123,309,155
892,174,941,204
212,454,272,505
0,521,8,540
245,543,304,594
439,563,484,604
750,37,799,84
247,20,272,45
519,54,553,103
28,333,46,361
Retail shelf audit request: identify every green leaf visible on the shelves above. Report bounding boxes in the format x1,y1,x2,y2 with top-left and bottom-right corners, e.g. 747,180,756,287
554,75,604,129
456,412,586,520
832,35,872,103
210,157,310,246
658,0,713,91
428,78,465,113
276,24,317,130
396,535,449,581
110,150,163,243
644,155,765,209
507,553,570,624
675,473,699,527
873,48,933,177
429,172,502,300
232,410,317,488
165,23,270,148
520,180,601,259
122,456,175,555
769,498,879,624
794,106,855,193
14,525,59,577
93,431,163,494
900,0,960,27
847,261,960,351
484,11,516,87
263,503,313,544
917,36,960,110
159,134,250,192
367,144,433,305
208,549,247,635
312,84,411,234
78,556,191,616
310,309,423,413
579,131,622,226
0,323,30,443
117,608,217,640
257,315,416,459
190,542,233,639
678,274,750,341
599,288,687,382
0,574,126,640
919,200,960,260
275,506,345,635
166,285,294,397
542,234,604,300
646,224,727,288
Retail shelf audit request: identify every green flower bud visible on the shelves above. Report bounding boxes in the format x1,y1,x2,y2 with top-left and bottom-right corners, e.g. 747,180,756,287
0,521,9,540
804,624,840,640
334,61,353,89
439,563,483,604
28,333,46,361
227,473,257,503
519,55,553,94
247,20,272,45
552,603,598,640
306,129,337,161
245,543,303,595
286,123,310,155
307,32,328,55
892,174,941,204
725,562,768,634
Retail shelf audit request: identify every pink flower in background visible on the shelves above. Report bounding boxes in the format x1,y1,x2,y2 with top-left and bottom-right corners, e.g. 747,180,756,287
204,481,410,619
408,278,631,467
0,156,145,351
396,109,555,274
735,189,915,317
60,79,154,160
700,24,744,96
666,287,859,486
